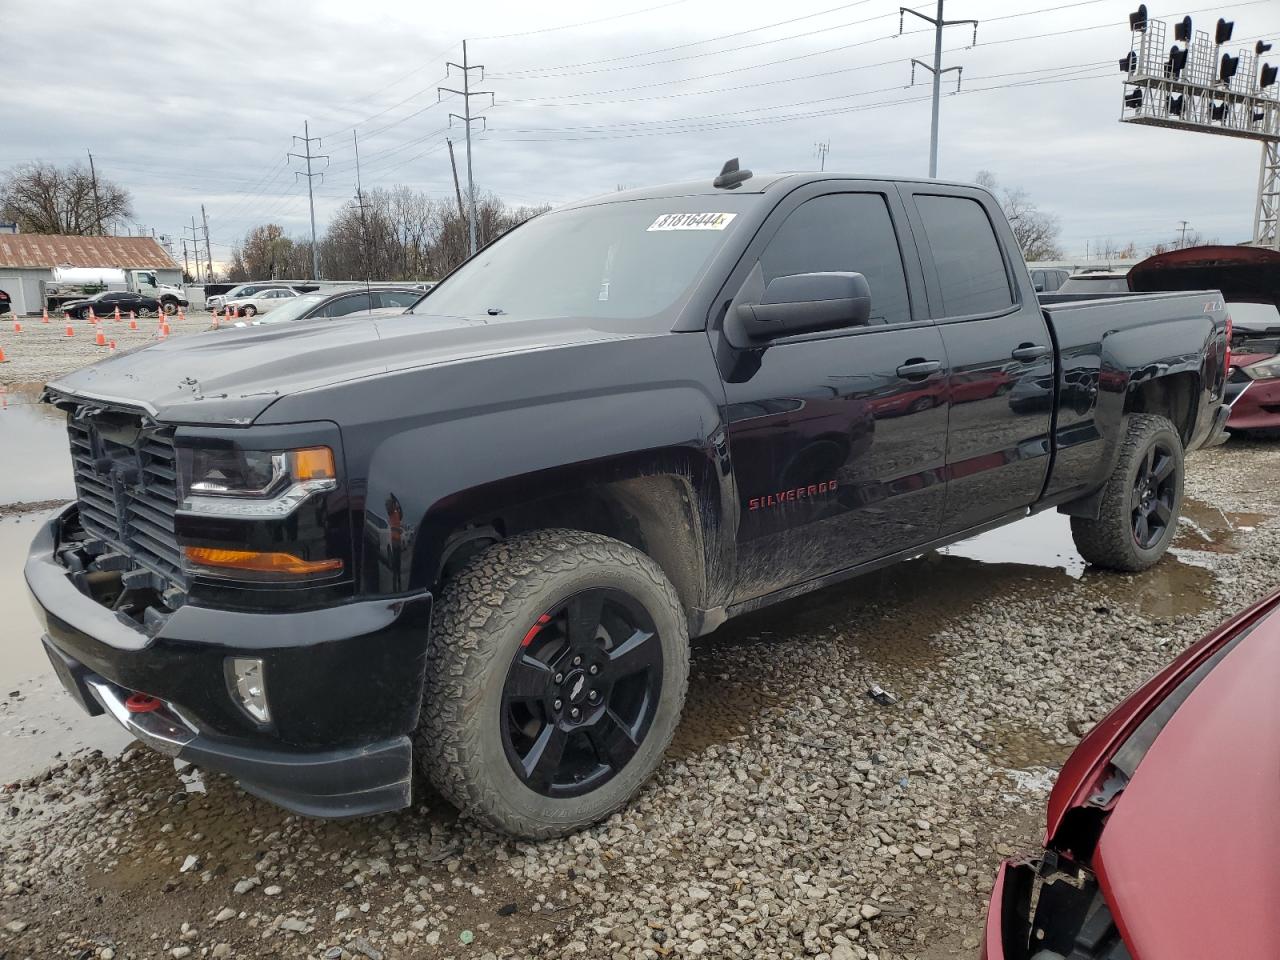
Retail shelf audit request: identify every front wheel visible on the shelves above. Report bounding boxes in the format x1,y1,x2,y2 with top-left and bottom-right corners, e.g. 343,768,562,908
243,305,257,317
1070,414,1184,571
417,530,689,838
161,301,177,316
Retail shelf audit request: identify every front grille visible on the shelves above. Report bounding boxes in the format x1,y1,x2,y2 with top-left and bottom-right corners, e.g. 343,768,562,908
67,410,186,588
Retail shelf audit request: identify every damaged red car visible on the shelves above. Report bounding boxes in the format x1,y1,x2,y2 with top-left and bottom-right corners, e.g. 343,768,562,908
1128,245,1280,436
981,586,1280,960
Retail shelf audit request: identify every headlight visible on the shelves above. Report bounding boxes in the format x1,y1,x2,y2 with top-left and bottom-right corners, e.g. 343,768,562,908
178,445,337,518
1242,355,1280,380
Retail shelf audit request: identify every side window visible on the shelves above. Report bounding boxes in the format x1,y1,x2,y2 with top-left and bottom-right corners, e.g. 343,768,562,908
914,194,1014,317
322,294,371,318
376,290,421,309
759,193,911,326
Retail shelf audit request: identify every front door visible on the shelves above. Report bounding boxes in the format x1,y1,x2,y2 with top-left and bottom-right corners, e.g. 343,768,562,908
899,188,1055,534
712,187,951,604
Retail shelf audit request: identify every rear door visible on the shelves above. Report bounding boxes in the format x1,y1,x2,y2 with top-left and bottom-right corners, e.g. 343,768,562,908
712,183,951,603
898,186,1054,534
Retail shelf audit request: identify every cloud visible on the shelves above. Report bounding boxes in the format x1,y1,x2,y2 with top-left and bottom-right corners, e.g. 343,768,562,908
2,0,1277,259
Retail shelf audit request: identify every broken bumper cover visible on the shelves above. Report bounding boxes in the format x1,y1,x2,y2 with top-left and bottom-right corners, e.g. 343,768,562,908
25,504,433,819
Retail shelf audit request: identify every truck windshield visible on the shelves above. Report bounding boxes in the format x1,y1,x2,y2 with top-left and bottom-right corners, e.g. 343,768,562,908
412,197,751,322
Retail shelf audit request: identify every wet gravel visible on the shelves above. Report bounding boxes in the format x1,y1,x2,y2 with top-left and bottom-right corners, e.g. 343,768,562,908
0,317,207,385
1,438,1278,960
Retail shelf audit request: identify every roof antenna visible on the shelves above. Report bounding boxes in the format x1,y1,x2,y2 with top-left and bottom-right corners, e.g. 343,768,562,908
713,158,753,190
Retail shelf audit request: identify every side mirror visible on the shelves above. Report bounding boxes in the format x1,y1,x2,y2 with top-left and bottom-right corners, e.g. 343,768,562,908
735,272,871,340
1033,281,1045,293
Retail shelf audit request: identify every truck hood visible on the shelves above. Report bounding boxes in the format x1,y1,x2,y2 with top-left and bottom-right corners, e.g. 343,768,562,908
1091,604,1280,959
46,312,645,425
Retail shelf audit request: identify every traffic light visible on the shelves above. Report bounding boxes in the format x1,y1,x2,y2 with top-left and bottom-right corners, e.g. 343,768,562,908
1169,94,1185,116
1124,88,1143,109
1175,16,1193,43
1220,53,1240,84
1215,19,1234,45
1129,5,1148,32
1167,46,1189,77
1119,51,1137,73
1262,63,1278,89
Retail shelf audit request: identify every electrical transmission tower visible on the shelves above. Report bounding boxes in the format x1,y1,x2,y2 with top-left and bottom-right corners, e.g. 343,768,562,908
288,121,329,280
184,218,204,283
440,40,494,257
815,140,831,171
900,3,979,178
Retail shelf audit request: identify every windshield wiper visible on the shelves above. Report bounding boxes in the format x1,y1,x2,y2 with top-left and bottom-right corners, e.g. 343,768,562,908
486,307,505,316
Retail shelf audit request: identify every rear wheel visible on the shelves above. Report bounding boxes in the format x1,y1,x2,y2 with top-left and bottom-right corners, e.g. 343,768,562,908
1070,414,1184,571
161,301,177,316
243,305,257,317
417,530,689,838
137,307,154,318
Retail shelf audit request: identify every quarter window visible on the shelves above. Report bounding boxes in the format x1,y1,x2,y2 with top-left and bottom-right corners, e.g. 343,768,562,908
760,193,911,326
915,195,1013,317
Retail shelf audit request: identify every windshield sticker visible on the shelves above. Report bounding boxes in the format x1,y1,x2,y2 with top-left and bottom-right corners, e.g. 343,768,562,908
647,212,737,232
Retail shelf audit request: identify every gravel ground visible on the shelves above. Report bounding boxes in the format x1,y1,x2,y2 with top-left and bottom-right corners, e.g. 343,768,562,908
0,317,208,385
1,437,1277,960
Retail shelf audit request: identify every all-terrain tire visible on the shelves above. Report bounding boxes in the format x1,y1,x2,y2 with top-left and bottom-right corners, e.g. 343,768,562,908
1070,414,1184,572
416,529,689,838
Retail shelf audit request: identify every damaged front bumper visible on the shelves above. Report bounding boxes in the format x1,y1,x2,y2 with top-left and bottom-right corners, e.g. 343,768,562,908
25,504,433,818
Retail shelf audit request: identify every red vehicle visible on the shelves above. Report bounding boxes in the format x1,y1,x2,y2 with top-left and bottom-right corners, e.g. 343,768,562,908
981,587,1280,959
1128,245,1280,436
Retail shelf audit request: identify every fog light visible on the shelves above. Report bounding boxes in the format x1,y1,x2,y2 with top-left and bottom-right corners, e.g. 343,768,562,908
225,657,270,724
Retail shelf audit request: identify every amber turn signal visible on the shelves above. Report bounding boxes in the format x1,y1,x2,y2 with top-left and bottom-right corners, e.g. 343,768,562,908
290,447,336,482
183,546,343,576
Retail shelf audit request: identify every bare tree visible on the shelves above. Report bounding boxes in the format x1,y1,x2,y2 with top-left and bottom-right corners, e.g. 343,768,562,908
0,161,133,235
974,170,1064,262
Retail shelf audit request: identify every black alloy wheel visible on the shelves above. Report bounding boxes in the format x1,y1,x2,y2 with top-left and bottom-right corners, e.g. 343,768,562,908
1131,440,1177,549
500,588,663,798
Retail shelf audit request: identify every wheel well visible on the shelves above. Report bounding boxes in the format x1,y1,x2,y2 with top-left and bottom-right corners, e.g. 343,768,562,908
435,474,708,625
1124,372,1198,443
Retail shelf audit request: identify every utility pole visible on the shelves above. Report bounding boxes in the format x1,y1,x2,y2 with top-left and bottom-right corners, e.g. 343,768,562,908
185,218,204,284
1177,220,1191,249
181,239,191,281
201,204,214,282
815,140,830,171
440,41,494,256
353,130,372,295
288,121,329,280
901,3,978,178
446,138,467,222
86,149,103,235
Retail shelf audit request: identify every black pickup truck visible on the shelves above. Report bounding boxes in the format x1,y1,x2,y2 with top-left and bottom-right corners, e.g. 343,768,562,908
25,164,1230,837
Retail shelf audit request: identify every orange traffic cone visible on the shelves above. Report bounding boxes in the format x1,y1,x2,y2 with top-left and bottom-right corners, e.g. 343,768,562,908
178,307,186,321
212,314,220,329
129,316,138,330
113,307,121,321
88,308,97,322
65,323,74,337
0,347,7,363
159,321,171,338
13,322,21,333
41,308,49,324
109,339,117,352
223,307,232,324
95,329,106,346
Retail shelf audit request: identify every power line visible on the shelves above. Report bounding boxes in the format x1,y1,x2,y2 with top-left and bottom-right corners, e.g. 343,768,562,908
472,0,689,41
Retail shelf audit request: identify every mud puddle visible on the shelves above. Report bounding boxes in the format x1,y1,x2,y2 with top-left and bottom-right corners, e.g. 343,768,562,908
0,383,73,505
1174,498,1268,554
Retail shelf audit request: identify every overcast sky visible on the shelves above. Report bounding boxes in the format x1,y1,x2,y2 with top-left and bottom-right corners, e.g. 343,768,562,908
3,0,1279,266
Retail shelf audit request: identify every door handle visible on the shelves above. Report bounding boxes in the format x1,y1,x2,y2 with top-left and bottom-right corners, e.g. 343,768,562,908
896,359,942,379
1011,344,1051,362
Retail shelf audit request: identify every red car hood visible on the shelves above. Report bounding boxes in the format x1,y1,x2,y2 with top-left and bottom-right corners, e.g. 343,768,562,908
1091,621,1280,960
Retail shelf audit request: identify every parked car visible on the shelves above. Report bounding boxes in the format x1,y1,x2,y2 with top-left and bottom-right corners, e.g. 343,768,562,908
206,283,296,314
982,585,1280,960
60,290,163,319
1055,271,1131,295
233,287,427,325
1029,267,1069,293
27,165,1230,838
225,287,298,317
0,287,11,315
1126,244,1280,437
